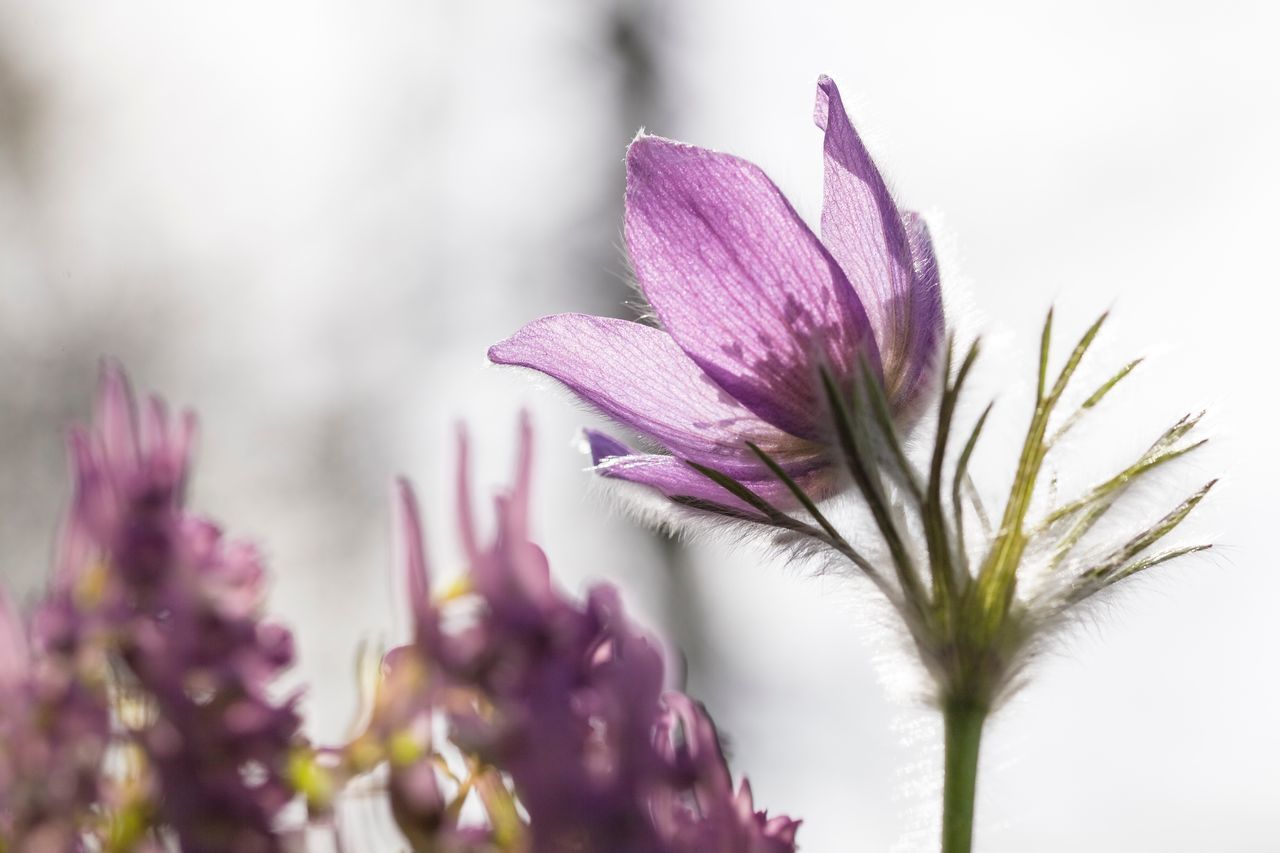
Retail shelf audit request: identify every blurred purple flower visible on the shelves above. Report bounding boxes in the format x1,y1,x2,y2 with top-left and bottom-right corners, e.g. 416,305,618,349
373,416,800,852
59,365,301,852
0,591,110,850
653,694,801,853
491,76,943,509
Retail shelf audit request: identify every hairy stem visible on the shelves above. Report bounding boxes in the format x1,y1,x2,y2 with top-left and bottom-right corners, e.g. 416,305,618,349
941,701,986,853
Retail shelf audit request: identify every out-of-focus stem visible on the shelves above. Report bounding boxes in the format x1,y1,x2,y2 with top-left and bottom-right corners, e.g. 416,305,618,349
941,701,986,853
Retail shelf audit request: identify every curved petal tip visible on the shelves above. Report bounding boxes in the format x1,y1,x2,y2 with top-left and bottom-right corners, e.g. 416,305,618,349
582,429,631,466
813,74,839,130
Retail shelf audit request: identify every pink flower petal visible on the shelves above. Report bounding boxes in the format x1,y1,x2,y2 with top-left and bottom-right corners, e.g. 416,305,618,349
490,313,815,478
898,209,945,412
592,445,835,515
814,76,943,412
624,135,880,440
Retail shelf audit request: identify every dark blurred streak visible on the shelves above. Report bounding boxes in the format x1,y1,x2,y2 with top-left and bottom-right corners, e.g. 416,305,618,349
572,1,715,698
564,0,672,320
0,46,39,192
606,0,672,157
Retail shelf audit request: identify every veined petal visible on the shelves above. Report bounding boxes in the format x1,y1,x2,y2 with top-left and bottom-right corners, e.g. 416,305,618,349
898,210,945,413
814,76,942,410
489,313,815,477
589,437,835,515
624,134,880,441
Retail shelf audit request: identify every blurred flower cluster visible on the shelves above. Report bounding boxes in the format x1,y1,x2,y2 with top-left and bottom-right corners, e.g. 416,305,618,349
2,366,301,851
0,368,798,852
310,416,799,852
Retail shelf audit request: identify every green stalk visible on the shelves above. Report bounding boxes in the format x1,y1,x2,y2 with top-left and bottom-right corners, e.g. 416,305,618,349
941,701,986,853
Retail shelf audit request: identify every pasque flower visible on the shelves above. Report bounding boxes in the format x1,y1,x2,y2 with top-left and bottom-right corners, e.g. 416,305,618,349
490,76,943,508
489,76,1215,853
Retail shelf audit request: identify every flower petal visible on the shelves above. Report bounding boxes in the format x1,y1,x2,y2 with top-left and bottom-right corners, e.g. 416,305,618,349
588,437,835,515
394,478,433,634
582,428,631,465
624,135,880,440
814,76,942,410
489,314,816,477
897,210,945,413
0,590,29,684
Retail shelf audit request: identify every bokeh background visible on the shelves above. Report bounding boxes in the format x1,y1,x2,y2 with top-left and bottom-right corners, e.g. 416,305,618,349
1,1,1277,850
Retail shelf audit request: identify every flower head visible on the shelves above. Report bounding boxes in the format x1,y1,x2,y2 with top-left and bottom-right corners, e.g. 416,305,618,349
334,416,801,852
59,364,301,851
0,365,305,850
490,76,943,511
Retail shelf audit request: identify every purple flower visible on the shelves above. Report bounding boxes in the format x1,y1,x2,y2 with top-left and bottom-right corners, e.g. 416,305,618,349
490,76,943,509
59,365,301,852
653,694,801,853
408,419,676,850
362,417,800,852
0,591,111,849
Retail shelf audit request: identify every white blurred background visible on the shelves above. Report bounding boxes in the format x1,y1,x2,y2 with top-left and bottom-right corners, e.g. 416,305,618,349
0,1,1276,850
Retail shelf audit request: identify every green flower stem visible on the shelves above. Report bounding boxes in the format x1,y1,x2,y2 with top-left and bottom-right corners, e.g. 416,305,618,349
941,701,986,853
